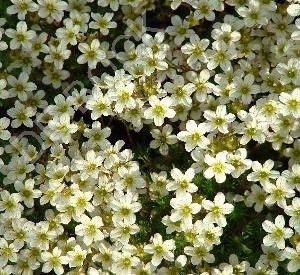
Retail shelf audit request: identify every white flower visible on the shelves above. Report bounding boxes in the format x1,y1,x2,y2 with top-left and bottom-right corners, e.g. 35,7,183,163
68,0,90,13
144,96,176,126
0,0,300,271
46,162,69,185
84,121,111,148
191,0,218,21
0,79,8,99
198,220,223,246
125,17,146,41
177,120,210,152
206,41,236,71
247,160,279,186
227,148,252,178
231,74,260,104
110,82,135,113
75,215,104,245
0,117,11,140
89,12,117,35
204,105,235,133
237,0,269,27
184,239,215,265
162,216,182,234
256,97,279,122
86,87,112,119
284,140,300,166
67,11,90,33
164,75,195,106
92,242,113,270
7,0,39,20
40,181,63,206
287,4,300,17
70,190,94,216
292,18,300,40
211,23,241,44
72,150,103,180
267,129,293,151
41,247,68,275
4,218,32,250
14,179,42,208
110,191,141,223
70,88,88,110
181,35,209,66
276,59,300,86
30,222,56,250
176,254,187,267
0,238,18,268
7,156,34,181
166,15,194,45
42,67,70,88
5,21,35,50
98,0,119,11
7,71,37,101
220,254,249,274
202,192,234,227
170,0,183,10
264,177,295,208
0,147,3,166
150,124,177,156
204,151,234,183
285,243,300,272
26,31,47,54
167,167,197,195
236,113,268,145
284,197,300,232
110,220,139,244
0,265,14,275
144,233,175,266
258,245,284,269
112,247,140,275
282,164,300,192
0,190,23,218
170,192,201,225
44,43,71,69
150,171,170,197
7,101,36,128
77,39,106,69
56,20,80,46
37,0,68,22
244,184,267,213
137,47,168,76
186,69,215,102
115,165,146,192
14,250,40,274
48,114,78,144
279,88,300,118
262,215,293,249
67,245,87,267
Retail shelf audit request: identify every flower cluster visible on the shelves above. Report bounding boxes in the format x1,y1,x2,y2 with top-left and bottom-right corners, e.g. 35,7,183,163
0,0,299,274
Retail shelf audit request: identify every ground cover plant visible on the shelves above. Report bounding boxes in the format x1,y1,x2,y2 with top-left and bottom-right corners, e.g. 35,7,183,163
0,0,300,274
